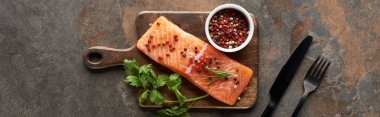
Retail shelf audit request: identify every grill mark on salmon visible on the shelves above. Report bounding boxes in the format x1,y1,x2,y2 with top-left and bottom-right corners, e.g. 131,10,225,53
136,16,253,105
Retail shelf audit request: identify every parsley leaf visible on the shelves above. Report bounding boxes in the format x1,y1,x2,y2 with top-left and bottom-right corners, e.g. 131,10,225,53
166,74,187,106
139,90,150,104
157,106,190,117
156,74,168,88
139,64,156,89
123,59,140,76
125,75,141,87
139,75,149,89
149,89,164,105
166,74,181,90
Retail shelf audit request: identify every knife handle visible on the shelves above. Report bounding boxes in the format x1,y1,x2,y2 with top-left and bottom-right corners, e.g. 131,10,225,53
261,100,276,117
82,46,137,69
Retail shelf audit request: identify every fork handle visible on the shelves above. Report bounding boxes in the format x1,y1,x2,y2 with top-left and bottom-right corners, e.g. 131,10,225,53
291,92,310,117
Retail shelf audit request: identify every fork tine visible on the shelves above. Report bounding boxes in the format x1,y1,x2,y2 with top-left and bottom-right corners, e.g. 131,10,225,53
306,55,321,77
316,58,328,78
311,56,325,76
318,61,331,80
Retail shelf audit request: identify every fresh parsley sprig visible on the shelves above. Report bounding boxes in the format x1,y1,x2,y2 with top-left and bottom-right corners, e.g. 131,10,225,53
123,59,209,117
157,101,195,117
164,74,187,106
164,94,209,104
123,59,165,105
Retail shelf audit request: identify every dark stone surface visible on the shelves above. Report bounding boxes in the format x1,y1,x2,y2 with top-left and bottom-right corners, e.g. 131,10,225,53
1,0,379,116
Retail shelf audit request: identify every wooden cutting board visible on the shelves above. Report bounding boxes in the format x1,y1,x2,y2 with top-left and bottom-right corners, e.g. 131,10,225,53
83,11,259,109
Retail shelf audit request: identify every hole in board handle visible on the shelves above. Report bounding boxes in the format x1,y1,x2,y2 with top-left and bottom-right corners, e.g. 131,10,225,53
88,52,102,64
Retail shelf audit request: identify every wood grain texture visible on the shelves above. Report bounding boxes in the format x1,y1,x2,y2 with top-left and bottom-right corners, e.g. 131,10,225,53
82,11,259,109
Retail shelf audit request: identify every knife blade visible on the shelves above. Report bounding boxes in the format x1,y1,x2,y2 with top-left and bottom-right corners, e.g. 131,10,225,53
261,36,313,117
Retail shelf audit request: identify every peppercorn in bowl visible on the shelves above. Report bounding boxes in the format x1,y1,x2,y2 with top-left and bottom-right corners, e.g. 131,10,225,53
205,4,254,52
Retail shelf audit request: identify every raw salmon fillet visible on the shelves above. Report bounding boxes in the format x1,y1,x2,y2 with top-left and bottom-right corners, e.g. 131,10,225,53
136,16,253,105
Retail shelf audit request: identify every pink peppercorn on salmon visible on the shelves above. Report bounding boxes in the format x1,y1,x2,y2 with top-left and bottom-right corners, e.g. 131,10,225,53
136,16,253,105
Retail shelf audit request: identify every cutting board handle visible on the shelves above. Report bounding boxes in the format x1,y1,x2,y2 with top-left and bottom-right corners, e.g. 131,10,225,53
83,46,136,69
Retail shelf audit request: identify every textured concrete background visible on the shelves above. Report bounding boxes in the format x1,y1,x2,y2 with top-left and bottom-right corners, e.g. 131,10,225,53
1,0,379,116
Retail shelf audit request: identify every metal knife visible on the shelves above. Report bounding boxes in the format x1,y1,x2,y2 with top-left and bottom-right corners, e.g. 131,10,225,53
261,36,313,117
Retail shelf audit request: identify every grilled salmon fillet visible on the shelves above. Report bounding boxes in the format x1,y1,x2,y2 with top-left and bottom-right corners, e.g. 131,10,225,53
136,16,253,105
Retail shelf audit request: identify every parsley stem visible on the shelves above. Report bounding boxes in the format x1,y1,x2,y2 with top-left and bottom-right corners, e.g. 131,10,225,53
186,100,196,110
164,94,209,104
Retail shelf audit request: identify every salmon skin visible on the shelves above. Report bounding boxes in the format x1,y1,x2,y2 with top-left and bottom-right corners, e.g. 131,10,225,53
136,16,253,105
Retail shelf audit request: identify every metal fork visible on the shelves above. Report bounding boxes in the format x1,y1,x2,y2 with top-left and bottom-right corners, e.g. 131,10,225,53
291,55,331,117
